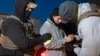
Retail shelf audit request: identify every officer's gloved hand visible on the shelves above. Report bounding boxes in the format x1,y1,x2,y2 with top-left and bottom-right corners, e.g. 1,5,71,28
32,32,41,38
40,33,51,42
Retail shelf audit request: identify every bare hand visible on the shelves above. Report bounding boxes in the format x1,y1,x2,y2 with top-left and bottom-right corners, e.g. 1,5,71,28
66,34,74,42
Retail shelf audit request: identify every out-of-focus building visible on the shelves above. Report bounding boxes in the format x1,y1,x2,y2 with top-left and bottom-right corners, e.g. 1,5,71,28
30,18,40,33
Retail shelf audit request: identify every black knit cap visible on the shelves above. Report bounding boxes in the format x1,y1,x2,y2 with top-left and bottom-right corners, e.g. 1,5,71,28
50,8,59,17
50,8,59,22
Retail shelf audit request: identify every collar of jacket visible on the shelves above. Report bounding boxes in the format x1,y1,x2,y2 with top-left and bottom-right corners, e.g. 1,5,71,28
46,18,63,29
45,18,55,25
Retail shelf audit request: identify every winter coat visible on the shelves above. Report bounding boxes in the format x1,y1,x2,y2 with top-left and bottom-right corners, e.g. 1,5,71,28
74,3,100,56
40,19,67,56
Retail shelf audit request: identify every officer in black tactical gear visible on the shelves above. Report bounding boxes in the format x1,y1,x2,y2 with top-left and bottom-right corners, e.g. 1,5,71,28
0,0,51,56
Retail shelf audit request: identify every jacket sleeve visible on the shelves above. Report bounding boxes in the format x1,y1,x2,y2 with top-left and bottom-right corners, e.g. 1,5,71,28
40,22,66,49
78,23,84,39
73,22,83,56
74,47,82,56
2,19,50,49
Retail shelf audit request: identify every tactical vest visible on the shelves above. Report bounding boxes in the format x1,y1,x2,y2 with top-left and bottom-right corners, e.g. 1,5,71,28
1,15,23,50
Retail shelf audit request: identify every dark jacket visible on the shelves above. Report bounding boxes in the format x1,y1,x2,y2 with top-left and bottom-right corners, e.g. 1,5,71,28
0,0,51,56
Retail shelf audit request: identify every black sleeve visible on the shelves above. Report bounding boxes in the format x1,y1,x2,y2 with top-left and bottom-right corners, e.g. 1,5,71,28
2,19,51,49
62,22,78,35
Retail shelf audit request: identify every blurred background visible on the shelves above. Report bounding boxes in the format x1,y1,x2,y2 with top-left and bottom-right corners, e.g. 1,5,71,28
0,0,88,32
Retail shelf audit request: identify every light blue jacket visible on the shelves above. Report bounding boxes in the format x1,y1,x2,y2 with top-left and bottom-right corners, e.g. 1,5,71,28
74,3,100,56
74,16,100,56
40,19,67,56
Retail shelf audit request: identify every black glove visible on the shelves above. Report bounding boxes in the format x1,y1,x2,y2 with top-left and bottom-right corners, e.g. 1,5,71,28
40,33,51,42
32,32,41,38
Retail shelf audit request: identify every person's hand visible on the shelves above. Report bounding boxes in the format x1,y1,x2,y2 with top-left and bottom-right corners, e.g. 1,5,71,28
66,34,74,42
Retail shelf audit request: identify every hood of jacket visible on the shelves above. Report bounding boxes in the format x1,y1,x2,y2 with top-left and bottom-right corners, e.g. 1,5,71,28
13,0,34,22
59,1,78,23
78,3,92,21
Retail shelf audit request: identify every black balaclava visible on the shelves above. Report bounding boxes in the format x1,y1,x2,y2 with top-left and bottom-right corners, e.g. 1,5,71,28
50,8,63,28
25,0,36,20
24,9,32,21
13,0,36,23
